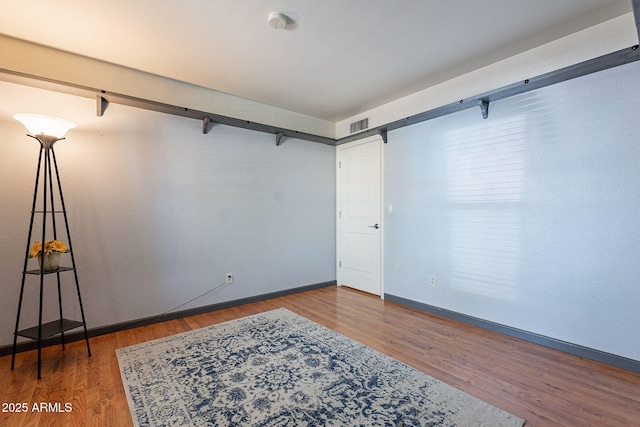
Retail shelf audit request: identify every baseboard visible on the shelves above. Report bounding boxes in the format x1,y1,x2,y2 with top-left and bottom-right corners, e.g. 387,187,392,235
385,293,640,374
1,280,336,357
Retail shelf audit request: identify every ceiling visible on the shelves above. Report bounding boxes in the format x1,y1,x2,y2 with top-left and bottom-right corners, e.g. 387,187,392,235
0,1,633,122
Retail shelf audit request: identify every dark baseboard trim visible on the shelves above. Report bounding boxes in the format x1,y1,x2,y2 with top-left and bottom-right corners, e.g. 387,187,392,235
385,293,640,374
1,280,336,357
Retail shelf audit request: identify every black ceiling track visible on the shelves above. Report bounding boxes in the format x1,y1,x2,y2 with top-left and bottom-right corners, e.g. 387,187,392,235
3,45,639,147
337,43,640,145
634,0,640,35
0,68,336,146
338,0,640,145
2,1,639,147
95,90,337,146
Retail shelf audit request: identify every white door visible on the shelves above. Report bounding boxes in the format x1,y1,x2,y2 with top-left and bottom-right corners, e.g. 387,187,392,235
337,135,382,295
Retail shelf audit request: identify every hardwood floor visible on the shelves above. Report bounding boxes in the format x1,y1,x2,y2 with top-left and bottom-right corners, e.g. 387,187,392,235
1,286,639,426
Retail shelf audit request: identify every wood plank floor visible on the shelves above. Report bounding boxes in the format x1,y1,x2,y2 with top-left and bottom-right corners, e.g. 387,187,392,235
1,286,639,426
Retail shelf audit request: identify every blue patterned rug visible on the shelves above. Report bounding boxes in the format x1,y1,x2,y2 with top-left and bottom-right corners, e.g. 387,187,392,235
116,308,524,426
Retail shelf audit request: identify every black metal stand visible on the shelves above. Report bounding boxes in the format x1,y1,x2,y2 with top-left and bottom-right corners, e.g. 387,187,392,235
11,134,91,380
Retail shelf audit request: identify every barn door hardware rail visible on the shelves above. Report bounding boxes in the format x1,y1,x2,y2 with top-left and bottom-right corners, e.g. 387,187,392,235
4,40,640,149
96,95,109,117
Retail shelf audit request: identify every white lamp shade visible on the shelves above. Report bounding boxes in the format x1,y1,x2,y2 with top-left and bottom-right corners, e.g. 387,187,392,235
13,113,76,138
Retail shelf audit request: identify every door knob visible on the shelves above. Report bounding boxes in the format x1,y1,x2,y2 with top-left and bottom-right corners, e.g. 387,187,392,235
368,224,380,229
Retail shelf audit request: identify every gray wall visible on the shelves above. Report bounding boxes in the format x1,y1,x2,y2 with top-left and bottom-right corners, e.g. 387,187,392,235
384,60,640,361
0,80,336,347
3,56,639,364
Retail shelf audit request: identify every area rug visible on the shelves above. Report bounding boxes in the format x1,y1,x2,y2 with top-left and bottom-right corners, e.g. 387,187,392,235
116,308,525,426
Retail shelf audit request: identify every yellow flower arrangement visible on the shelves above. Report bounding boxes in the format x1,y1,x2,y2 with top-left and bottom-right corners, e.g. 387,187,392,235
29,240,70,258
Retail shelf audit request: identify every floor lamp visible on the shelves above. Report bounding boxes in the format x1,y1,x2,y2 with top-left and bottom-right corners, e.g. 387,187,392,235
11,113,91,380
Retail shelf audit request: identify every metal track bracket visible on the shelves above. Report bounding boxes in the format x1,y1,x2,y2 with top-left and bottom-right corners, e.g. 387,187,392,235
477,99,490,119
203,117,214,134
96,95,109,117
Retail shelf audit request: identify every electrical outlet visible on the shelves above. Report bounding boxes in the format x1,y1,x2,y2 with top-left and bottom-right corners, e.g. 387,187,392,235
226,273,233,284
429,276,436,286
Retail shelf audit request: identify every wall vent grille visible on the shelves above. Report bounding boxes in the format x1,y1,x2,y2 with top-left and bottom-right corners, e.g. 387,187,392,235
350,118,369,134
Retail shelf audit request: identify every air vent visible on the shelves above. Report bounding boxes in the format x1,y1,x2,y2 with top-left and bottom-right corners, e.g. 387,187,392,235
350,118,369,134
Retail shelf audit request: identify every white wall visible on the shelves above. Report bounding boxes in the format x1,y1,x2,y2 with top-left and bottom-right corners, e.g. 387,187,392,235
384,60,640,361
0,81,336,347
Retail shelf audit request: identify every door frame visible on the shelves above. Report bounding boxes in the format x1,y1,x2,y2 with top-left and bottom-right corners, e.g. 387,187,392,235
336,134,384,298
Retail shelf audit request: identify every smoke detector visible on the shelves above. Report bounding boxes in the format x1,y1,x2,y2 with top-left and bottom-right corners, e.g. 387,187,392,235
268,12,287,29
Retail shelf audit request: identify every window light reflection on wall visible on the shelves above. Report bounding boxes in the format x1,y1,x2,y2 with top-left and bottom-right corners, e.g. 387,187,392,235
445,116,527,300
